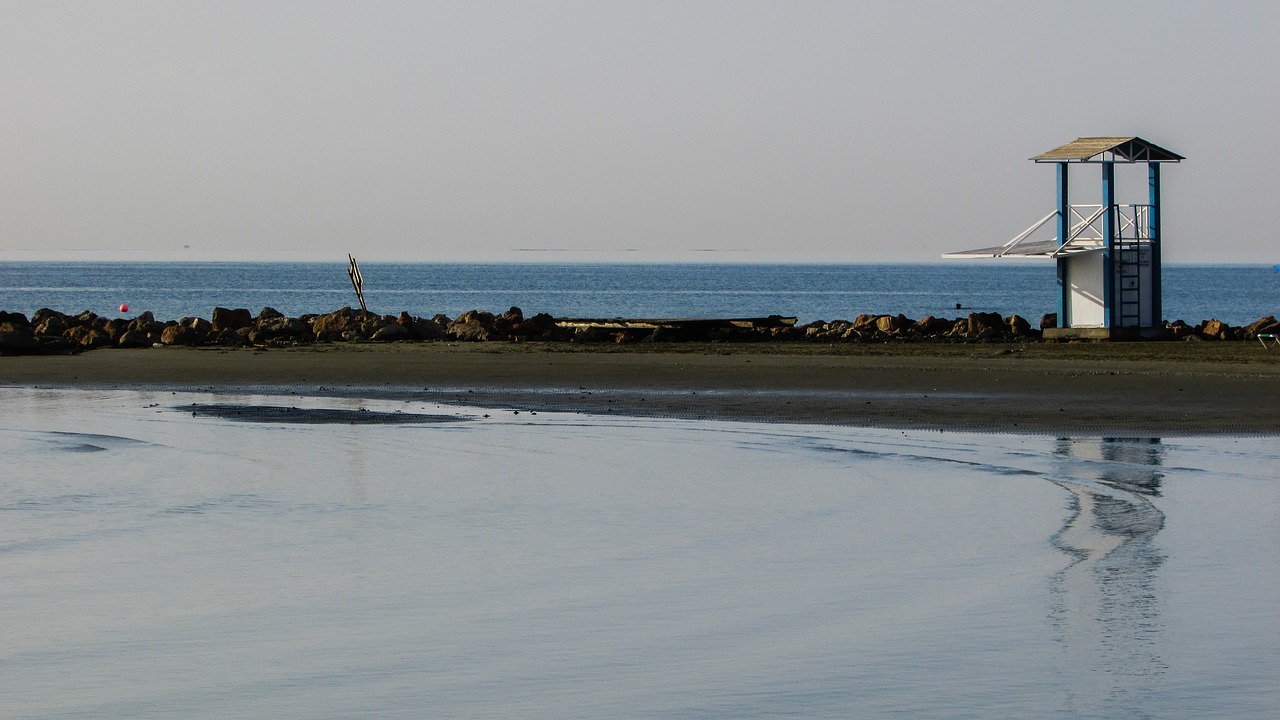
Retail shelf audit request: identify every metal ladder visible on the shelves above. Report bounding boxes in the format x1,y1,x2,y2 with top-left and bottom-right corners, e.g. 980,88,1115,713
1115,241,1143,327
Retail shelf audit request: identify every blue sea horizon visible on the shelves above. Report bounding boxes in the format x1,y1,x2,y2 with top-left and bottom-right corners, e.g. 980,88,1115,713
1,260,1276,327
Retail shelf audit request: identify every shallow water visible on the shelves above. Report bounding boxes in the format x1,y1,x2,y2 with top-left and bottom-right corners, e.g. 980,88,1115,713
1,388,1277,719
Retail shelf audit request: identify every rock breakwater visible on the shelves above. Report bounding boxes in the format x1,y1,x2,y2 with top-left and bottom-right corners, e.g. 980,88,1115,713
0,306,1276,356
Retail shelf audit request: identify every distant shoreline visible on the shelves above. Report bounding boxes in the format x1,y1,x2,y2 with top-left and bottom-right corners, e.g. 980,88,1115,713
5,342,1279,435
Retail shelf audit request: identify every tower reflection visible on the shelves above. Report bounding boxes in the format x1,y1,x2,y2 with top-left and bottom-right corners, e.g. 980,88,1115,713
1049,437,1167,715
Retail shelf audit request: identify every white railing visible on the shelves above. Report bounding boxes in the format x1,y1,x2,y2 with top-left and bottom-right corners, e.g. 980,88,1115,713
998,204,1154,257
993,210,1058,256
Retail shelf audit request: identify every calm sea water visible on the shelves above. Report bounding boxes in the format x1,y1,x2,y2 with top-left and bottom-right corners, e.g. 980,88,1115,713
1,262,1276,325
1,388,1277,719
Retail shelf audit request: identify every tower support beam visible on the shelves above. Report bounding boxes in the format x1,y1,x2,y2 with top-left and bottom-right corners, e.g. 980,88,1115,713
1102,161,1116,328
1148,162,1162,325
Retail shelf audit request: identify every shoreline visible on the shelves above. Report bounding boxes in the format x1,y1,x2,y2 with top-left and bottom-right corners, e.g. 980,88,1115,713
5,342,1280,435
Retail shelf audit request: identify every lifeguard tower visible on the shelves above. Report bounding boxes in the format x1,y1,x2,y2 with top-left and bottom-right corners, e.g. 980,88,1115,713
945,137,1183,338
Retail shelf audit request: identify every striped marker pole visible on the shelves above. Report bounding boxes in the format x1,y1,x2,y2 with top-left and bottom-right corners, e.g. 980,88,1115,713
348,254,367,319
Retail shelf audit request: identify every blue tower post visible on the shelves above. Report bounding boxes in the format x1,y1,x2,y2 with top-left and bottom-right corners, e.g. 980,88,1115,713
1148,162,1162,327
1101,161,1116,328
1056,162,1070,325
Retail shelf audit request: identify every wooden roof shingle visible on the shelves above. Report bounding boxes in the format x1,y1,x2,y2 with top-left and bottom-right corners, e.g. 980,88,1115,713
1032,137,1183,163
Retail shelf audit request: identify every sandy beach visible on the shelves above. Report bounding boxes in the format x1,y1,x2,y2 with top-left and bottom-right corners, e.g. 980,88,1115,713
5,341,1279,434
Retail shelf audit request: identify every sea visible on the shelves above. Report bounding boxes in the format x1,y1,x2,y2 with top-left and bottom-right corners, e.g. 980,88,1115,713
1,388,1277,719
0,261,1277,325
2,262,1279,718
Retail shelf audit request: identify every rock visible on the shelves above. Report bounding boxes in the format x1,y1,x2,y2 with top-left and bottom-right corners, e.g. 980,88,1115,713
65,325,113,348
212,307,253,332
1040,313,1057,330
128,311,158,331
876,314,912,334
340,330,367,342
572,326,608,342
117,330,152,348
448,310,498,341
1199,319,1230,341
848,314,877,331
489,307,528,340
1005,314,1032,336
175,316,212,335
512,312,560,340
207,328,244,347
127,314,164,345
397,311,445,340
32,308,67,327
911,316,944,336
100,318,129,342
370,323,411,342
257,307,285,322
256,315,306,338
35,315,68,337
311,307,363,339
0,311,30,327
966,312,1004,339
359,315,396,338
1243,315,1279,339
0,325,40,355
159,324,201,346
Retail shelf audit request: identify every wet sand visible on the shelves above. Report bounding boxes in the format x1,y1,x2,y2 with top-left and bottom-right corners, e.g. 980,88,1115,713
4,341,1280,434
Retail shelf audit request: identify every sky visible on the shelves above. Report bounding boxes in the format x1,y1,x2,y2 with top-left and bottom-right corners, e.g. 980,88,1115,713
1,0,1277,264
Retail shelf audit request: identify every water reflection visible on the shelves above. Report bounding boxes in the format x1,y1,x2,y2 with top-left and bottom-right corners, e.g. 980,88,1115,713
1049,437,1167,716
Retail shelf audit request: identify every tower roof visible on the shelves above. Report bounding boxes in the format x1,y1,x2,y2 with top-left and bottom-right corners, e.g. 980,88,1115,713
1032,137,1183,163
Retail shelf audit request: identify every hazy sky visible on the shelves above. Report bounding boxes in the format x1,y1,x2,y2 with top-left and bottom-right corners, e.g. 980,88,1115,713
2,0,1277,263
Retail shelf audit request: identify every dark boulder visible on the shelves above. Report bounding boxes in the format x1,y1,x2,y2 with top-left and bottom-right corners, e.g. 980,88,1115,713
127,312,164,342
35,314,68,337
103,317,130,342
117,330,153,348
65,325,113,349
0,311,30,327
32,308,67,328
257,307,285,322
212,307,253,332
516,312,562,340
396,311,445,340
0,323,40,355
